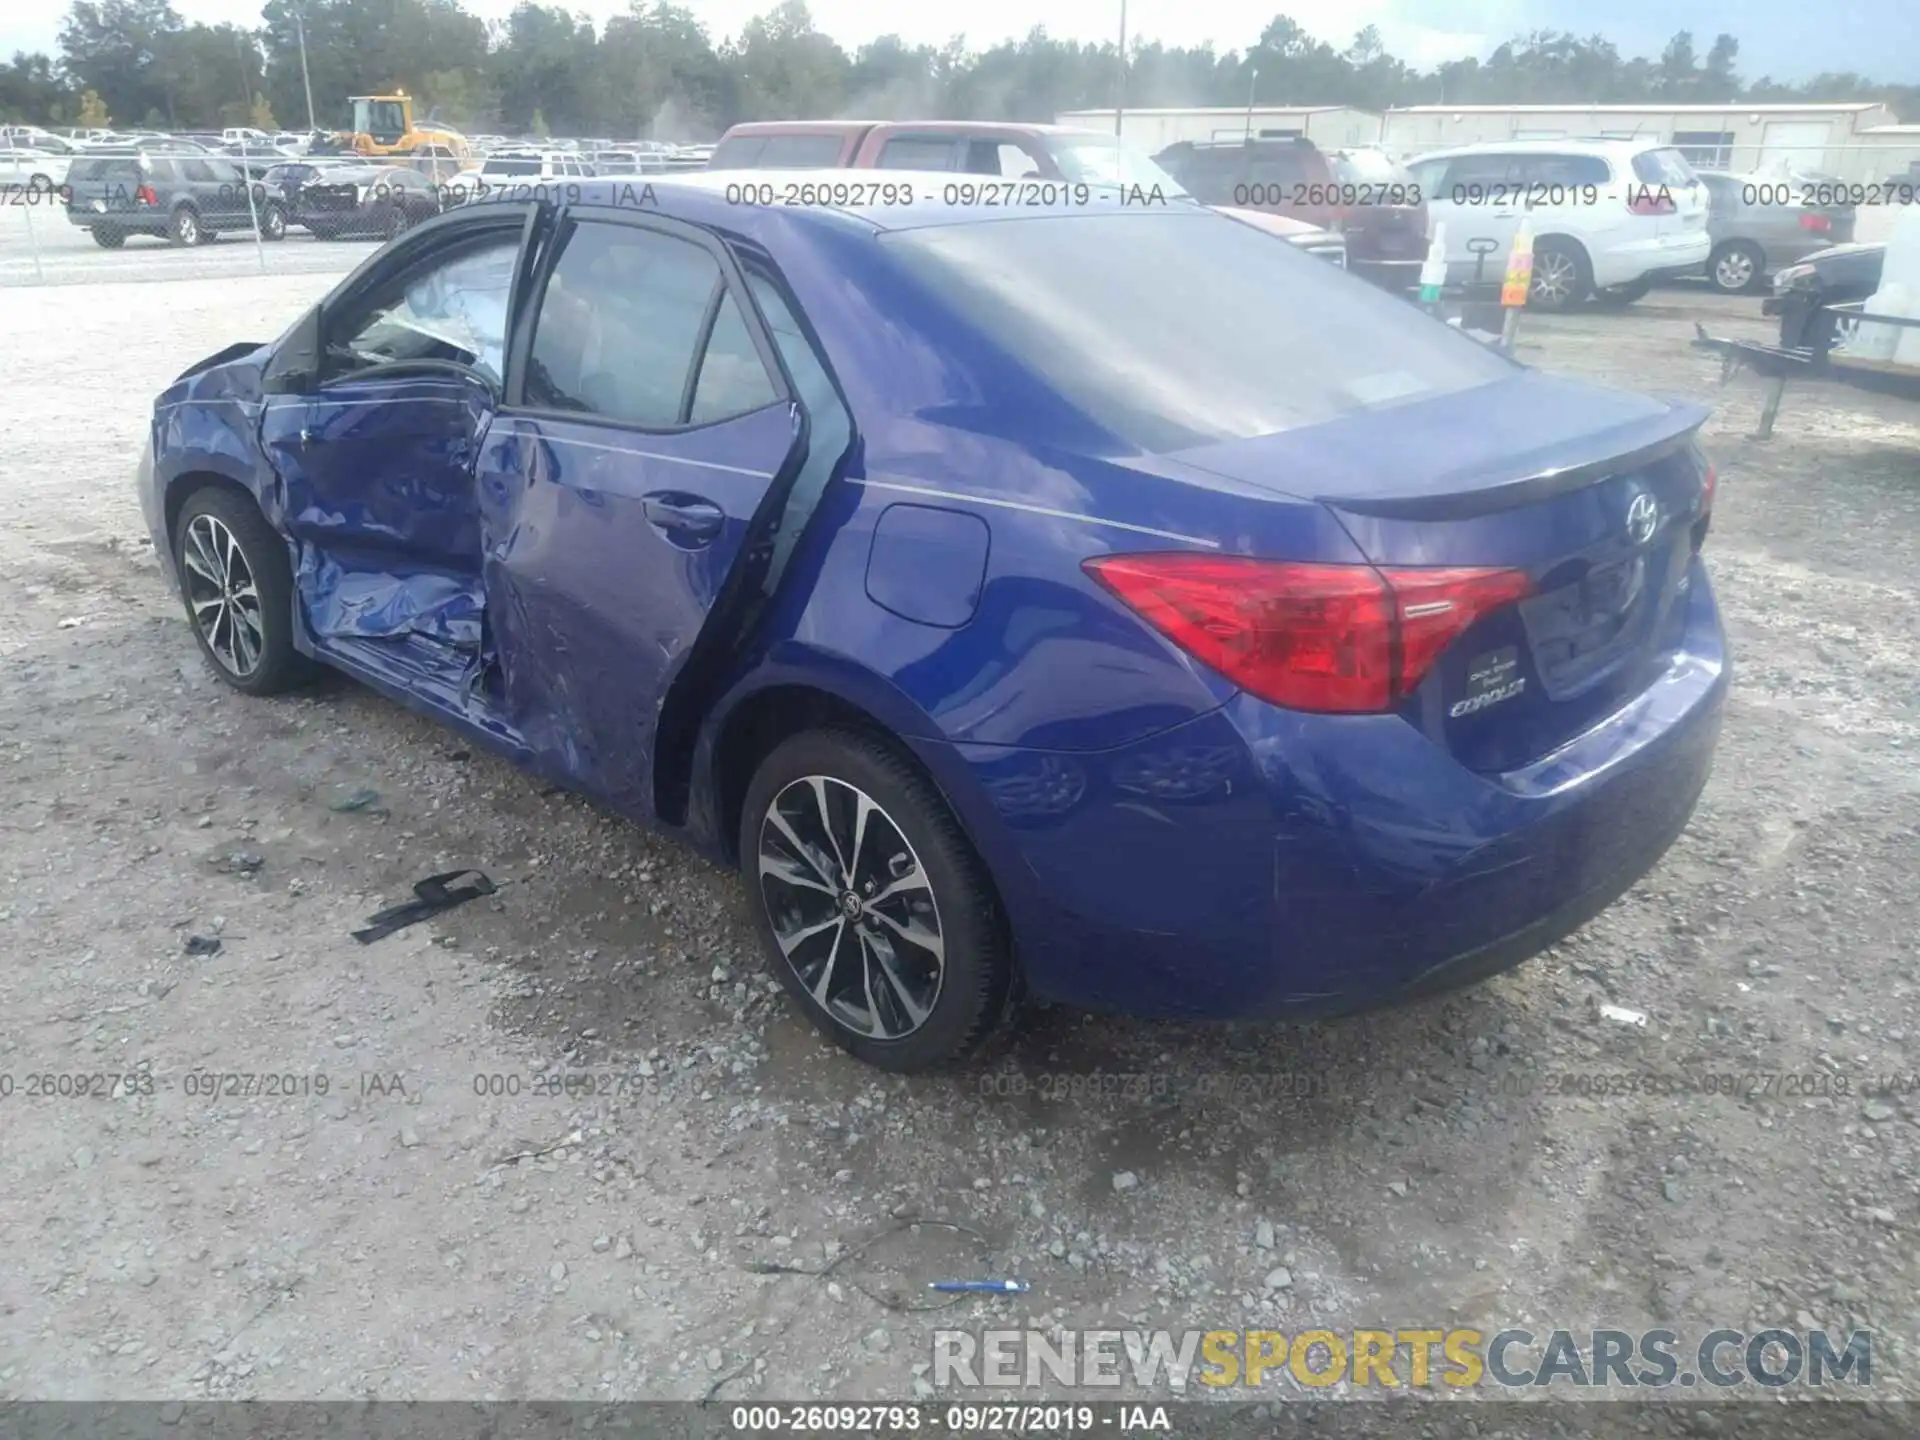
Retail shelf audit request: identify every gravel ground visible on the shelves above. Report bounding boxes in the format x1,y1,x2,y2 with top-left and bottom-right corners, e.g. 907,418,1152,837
1,247,1917,1418
0,200,379,287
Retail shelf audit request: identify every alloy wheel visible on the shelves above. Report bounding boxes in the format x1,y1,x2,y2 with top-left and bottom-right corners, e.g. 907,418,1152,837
1714,250,1756,291
180,513,266,679
1530,250,1578,306
757,775,944,1040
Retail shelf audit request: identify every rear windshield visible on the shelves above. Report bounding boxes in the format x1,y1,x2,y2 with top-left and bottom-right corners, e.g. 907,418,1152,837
1046,137,1186,195
883,210,1510,453
1633,147,1698,186
68,157,143,182
1332,149,1413,183
710,133,849,169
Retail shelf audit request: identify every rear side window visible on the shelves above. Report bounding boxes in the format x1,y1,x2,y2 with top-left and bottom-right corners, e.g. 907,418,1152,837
526,221,726,428
68,157,142,182
484,157,542,176
878,136,961,170
883,210,1511,453
146,159,179,183
1509,153,1610,186
709,136,765,168
688,294,778,424
1633,147,1698,186
966,141,1041,177
755,134,848,168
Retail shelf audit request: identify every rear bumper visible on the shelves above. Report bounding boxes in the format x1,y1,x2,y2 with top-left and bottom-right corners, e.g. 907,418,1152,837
935,560,1728,1021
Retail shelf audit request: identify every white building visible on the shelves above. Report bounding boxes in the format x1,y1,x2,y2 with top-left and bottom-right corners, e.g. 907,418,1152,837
1054,106,1381,155
1068,101,1910,180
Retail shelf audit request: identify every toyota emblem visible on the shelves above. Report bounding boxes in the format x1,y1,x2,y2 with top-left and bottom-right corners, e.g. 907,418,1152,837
1626,492,1660,545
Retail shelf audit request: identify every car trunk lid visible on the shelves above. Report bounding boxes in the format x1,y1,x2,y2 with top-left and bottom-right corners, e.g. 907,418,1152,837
1166,370,1713,772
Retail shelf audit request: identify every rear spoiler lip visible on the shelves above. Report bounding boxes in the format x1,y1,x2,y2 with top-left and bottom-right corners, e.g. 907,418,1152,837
1319,402,1711,521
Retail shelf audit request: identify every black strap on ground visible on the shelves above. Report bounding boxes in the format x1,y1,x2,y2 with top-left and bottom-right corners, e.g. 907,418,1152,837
352,869,497,944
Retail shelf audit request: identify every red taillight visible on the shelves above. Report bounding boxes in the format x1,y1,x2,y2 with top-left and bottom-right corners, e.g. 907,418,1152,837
1701,463,1717,518
1798,211,1831,233
136,184,158,206
1627,192,1676,216
1082,554,1533,714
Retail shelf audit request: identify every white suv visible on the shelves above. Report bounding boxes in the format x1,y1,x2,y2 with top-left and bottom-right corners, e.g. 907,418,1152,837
1407,139,1710,310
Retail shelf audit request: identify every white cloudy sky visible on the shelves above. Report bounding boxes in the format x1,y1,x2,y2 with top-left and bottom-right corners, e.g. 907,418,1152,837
3,0,1515,74
2,0,1889,82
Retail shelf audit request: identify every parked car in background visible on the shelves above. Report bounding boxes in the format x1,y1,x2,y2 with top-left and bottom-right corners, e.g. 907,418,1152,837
1152,137,1428,289
296,163,444,240
710,120,1182,192
1216,206,1348,267
475,149,595,181
1696,171,1857,294
1407,139,1710,310
143,171,1725,1071
1764,241,1886,350
1,125,78,154
64,152,275,246
0,144,69,192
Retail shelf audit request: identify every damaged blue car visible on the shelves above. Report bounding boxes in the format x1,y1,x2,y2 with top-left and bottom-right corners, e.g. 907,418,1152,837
142,173,1727,1071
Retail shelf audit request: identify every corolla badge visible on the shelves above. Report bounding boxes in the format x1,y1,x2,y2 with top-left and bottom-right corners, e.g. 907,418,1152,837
1626,492,1661,546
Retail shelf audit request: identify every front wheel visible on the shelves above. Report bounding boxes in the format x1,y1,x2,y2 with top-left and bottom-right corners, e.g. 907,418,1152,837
173,488,314,695
741,729,1015,1072
258,202,287,241
1528,239,1591,311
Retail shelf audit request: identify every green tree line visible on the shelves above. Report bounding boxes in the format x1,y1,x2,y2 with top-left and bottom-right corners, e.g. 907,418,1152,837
3,0,1915,139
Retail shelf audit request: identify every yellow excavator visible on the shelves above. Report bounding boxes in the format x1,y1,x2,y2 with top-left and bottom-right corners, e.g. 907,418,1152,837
320,93,470,165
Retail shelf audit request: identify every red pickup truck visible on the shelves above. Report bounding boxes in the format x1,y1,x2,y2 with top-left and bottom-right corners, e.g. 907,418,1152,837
708,119,1350,266
709,120,1180,190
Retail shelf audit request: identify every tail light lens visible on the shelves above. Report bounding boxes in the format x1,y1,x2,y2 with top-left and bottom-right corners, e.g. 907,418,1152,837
1798,211,1831,233
1692,462,1717,550
135,184,157,206
1627,193,1676,216
1083,554,1533,714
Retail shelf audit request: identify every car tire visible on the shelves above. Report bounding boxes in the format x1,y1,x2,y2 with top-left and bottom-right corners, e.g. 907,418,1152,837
383,206,415,240
168,206,201,247
1592,276,1652,307
259,202,287,241
29,171,54,192
172,487,314,697
1708,241,1765,295
91,226,126,249
740,728,1016,1072
1791,304,1858,354
1528,238,1591,311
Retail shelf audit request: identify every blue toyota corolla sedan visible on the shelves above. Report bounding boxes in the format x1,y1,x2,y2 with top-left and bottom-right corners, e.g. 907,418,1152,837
140,171,1727,1071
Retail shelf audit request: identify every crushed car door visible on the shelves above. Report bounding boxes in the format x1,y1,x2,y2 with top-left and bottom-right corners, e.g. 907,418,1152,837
259,212,530,708
477,209,816,820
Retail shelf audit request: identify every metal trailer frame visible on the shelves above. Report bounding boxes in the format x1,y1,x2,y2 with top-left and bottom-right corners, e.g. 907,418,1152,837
1693,298,1920,439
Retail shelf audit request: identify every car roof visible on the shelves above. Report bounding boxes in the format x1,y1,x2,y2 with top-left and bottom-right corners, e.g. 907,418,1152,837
504,167,1200,235
720,120,1113,140
1411,137,1678,162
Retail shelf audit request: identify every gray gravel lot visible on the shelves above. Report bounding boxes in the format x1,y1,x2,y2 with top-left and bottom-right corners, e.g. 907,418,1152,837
1,232,1917,1418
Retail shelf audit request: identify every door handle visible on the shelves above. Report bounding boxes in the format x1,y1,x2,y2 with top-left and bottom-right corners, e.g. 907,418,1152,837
641,492,725,543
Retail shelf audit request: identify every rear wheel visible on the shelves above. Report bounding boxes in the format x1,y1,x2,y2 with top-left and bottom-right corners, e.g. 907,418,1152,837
741,729,1014,1072
1708,241,1765,295
1528,239,1590,311
383,205,416,240
173,488,313,696
91,226,126,249
168,206,201,247
258,202,287,241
